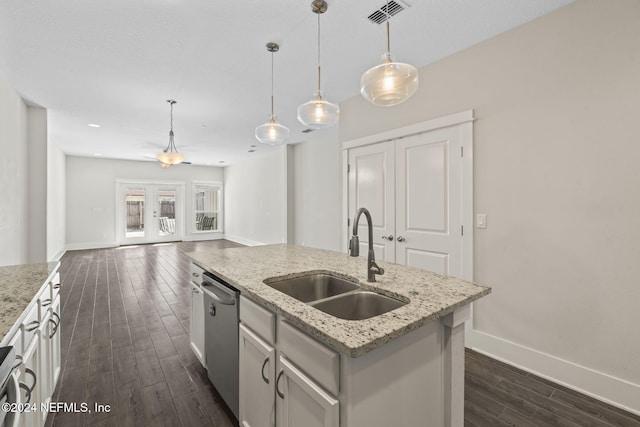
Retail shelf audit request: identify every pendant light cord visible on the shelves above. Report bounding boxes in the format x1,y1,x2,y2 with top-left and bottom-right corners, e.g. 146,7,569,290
385,0,391,54
317,13,322,92
271,49,275,117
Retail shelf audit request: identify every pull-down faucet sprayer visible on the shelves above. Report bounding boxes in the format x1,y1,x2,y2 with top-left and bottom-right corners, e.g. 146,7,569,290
349,207,385,282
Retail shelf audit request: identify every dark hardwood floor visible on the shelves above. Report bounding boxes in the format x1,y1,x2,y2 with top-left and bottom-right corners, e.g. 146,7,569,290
44,240,640,427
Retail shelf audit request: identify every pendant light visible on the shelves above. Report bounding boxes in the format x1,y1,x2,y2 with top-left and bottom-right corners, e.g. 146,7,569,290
255,42,290,145
360,1,418,106
297,0,339,129
156,100,185,166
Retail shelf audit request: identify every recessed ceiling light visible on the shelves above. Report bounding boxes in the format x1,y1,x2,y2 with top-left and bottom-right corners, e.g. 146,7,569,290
88,123,101,128
248,149,256,153
94,153,103,156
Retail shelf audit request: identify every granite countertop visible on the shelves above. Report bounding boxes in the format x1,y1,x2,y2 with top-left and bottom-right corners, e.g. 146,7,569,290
188,244,490,358
0,262,60,341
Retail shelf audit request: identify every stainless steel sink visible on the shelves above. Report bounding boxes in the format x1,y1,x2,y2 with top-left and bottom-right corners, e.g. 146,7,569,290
310,291,406,320
264,273,360,303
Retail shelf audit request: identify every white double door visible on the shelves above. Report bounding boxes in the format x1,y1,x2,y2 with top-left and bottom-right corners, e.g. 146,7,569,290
348,126,465,277
117,181,184,245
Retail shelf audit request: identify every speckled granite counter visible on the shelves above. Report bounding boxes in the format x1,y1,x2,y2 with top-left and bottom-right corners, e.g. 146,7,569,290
188,244,490,357
0,262,60,343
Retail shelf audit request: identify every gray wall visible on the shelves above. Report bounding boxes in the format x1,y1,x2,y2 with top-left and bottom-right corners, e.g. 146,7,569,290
340,0,640,412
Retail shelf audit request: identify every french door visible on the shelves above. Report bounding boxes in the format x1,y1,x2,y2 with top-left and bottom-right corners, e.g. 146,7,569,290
117,182,184,245
348,125,465,277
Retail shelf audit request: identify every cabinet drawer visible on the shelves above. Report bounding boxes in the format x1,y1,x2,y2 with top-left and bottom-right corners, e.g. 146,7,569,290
240,296,275,344
278,319,339,395
190,263,205,284
50,272,62,301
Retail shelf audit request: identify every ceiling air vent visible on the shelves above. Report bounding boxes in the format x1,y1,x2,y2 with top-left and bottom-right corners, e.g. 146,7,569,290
367,1,408,25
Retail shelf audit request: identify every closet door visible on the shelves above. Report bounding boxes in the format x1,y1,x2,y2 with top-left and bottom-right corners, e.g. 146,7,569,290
348,141,395,263
395,127,463,276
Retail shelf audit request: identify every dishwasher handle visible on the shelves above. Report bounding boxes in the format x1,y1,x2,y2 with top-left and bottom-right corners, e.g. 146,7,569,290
202,275,237,305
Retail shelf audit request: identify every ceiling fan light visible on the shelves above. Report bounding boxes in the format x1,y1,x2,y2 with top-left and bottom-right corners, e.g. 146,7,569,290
255,114,290,145
361,54,419,106
156,151,184,165
297,91,340,129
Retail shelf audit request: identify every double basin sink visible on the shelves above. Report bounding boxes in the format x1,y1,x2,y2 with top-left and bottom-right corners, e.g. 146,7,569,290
264,272,407,320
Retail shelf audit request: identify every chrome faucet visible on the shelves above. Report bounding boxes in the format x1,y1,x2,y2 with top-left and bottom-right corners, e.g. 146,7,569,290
349,207,385,282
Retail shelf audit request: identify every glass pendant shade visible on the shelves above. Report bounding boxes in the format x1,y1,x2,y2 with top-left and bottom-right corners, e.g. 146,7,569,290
361,53,419,106
255,114,290,145
297,90,339,129
256,42,289,145
156,151,184,165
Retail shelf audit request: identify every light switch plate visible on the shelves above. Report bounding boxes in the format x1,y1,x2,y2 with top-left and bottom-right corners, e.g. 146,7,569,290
476,214,487,229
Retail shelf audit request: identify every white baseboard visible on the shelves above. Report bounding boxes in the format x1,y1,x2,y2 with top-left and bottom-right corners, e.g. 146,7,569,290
65,242,119,251
49,248,67,262
183,233,224,242
467,329,640,416
222,234,265,247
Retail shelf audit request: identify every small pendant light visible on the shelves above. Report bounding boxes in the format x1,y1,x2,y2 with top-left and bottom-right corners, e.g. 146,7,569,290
255,42,290,145
360,1,418,106
297,0,339,129
156,100,185,166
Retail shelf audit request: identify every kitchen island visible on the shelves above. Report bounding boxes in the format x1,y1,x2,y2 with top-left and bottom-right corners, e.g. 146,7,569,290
188,244,490,427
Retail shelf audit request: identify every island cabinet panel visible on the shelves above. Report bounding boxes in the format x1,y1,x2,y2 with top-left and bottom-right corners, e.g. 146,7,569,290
339,319,444,427
278,356,339,427
239,296,275,344
189,281,205,366
239,323,276,427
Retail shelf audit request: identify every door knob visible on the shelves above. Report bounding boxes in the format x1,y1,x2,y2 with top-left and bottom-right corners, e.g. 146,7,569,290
397,236,406,242
381,235,394,241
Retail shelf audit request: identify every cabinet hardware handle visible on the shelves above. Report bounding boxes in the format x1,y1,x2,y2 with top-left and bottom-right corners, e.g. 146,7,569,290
396,236,406,242
53,283,62,289
24,320,40,332
276,370,285,399
11,355,23,371
381,235,394,241
24,367,37,393
192,272,200,277
261,358,270,384
49,318,60,339
19,382,32,404
41,298,51,307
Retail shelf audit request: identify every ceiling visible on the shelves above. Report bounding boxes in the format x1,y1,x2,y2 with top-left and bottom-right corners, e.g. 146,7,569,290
0,0,573,166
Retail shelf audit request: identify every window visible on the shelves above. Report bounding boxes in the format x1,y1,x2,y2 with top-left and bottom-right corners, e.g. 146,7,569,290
193,182,222,232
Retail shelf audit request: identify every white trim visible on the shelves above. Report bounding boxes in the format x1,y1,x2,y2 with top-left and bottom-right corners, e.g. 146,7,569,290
467,329,640,416
66,242,118,251
48,248,67,263
182,233,224,242
223,234,266,247
341,149,349,254
341,110,475,150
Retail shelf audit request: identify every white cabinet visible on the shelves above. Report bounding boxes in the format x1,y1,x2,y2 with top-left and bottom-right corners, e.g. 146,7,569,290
239,296,339,427
189,264,205,367
239,323,275,427
277,357,339,427
1,267,62,427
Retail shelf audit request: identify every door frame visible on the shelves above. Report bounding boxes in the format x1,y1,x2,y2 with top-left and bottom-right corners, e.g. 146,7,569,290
115,179,186,246
341,110,474,282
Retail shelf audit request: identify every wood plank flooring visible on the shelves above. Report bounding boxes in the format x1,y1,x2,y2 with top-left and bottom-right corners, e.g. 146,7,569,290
44,240,640,427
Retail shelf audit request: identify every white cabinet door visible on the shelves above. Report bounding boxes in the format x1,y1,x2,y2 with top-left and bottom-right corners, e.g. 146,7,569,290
49,296,62,393
189,282,205,366
348,141,396,263
19,336,41,427
37,310,52,427
395,127,463,276
278,357,338,427
239,324,275,427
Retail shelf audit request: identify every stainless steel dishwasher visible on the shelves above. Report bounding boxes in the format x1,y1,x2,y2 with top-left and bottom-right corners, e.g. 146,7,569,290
201,272,240,419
